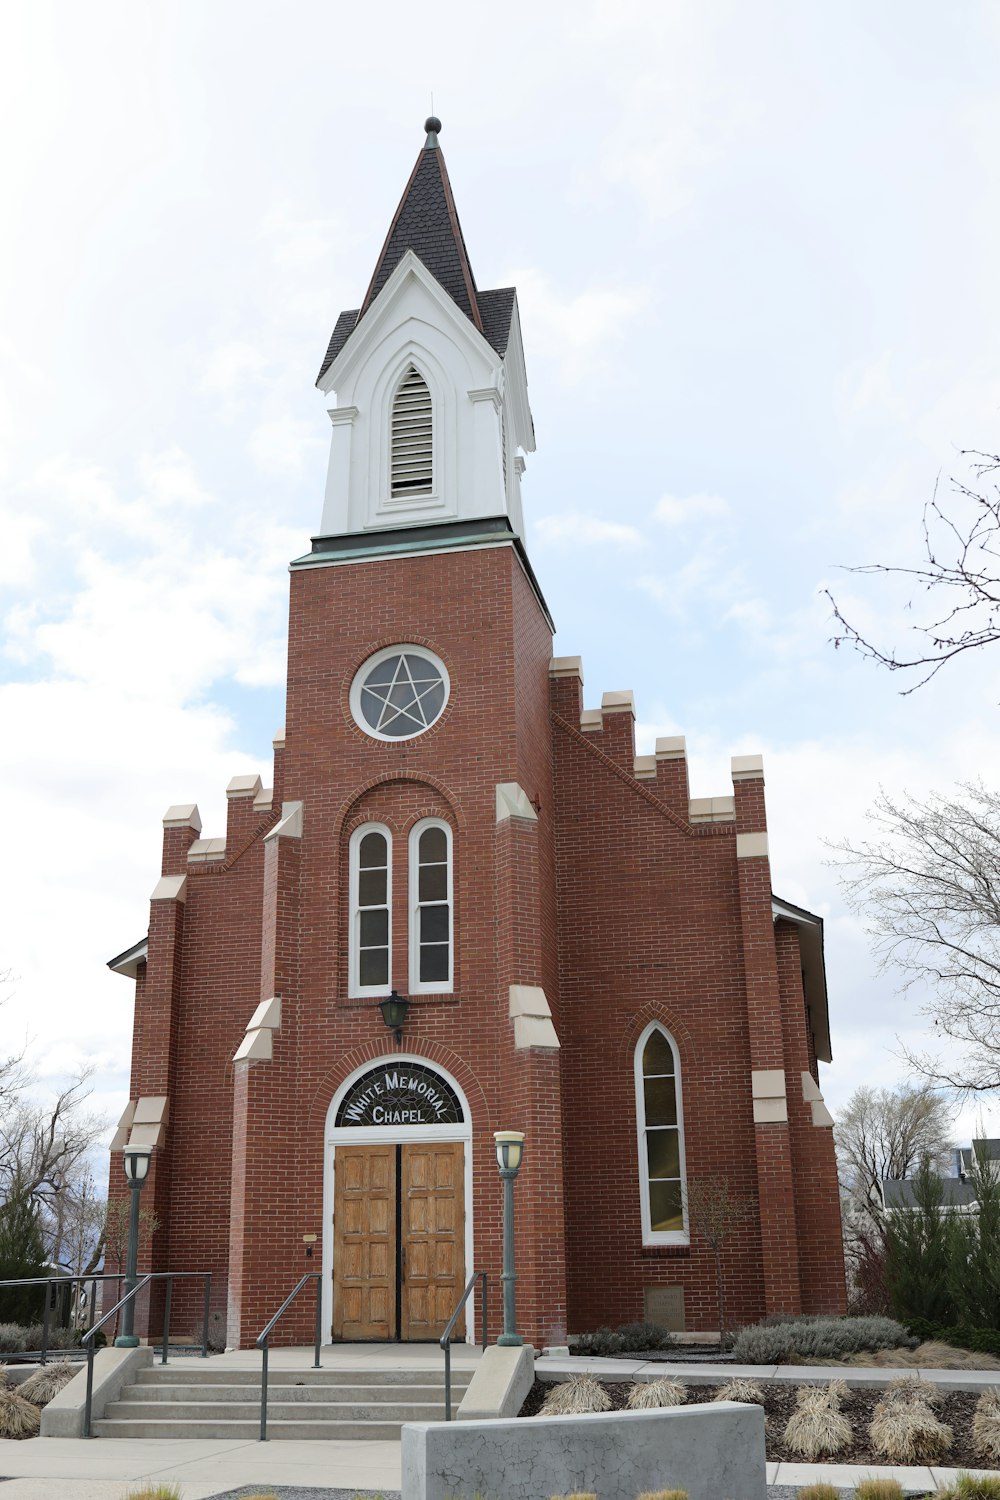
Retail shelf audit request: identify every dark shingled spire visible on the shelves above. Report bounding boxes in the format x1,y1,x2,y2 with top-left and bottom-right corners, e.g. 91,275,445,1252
358,118,484,335
317,120,518,385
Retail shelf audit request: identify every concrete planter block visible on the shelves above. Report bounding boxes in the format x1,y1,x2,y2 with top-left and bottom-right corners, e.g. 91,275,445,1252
40,1346,152,1437
457,1344,534,1420
402,1400,765,1500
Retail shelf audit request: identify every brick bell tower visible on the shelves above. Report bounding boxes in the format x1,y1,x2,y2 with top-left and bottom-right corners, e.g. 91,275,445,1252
226,117,567,1349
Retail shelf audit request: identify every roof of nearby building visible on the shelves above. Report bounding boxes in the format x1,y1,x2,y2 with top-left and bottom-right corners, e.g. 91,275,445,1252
959,1139,1000,1170
771,893,832,1064
316,121,517,384
107,935,148,979
882,1176,979,1210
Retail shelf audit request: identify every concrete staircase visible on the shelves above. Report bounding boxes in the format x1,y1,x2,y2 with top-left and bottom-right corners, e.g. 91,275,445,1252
93,1363,473,1440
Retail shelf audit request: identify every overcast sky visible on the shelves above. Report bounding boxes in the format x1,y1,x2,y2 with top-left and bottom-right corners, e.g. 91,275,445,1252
3,1,1000,1158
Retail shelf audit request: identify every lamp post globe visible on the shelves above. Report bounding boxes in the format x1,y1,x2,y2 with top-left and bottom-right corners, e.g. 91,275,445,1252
493,1131,525,1347
115,1147,153,1349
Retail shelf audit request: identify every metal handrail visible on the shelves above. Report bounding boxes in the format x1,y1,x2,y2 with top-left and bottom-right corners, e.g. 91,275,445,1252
255,1273,322,1441
0,1273,125,1363
79,1270,213,1438
439,1270,488,1420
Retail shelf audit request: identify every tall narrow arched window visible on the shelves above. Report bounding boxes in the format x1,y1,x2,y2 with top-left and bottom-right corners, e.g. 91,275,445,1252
349,825,392,997
409,819,453,993
390,365,433,498
634,1023,688,1245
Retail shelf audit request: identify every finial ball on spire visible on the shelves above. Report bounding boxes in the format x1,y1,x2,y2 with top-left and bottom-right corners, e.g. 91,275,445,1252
425,116,442,135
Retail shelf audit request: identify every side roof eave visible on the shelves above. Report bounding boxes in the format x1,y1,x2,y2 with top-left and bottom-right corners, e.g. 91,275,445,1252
772,893,832,1064
108,935,148,980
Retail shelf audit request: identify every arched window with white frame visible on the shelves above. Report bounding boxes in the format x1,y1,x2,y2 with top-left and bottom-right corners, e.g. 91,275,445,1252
390,365,433,499
634,1022,688,1245
349,824,392,997
409,818,453,993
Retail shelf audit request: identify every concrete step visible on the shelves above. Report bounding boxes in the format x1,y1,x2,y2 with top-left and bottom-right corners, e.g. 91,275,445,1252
92,1417,409,1440
105,1398,454,1422
132,1365,471,1387
119,1380,459,1404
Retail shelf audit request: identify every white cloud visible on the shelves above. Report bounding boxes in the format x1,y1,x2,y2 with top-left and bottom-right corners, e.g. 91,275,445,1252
504,266,648,381
200,341,270,403
654,492,731,526
535,513,642,549
248,414,323,479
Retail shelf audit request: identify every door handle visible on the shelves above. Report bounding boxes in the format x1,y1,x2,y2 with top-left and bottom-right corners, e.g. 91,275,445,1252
401,1246,406,1282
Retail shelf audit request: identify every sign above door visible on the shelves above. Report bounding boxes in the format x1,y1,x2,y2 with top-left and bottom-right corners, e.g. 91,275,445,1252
335,1061,464,1128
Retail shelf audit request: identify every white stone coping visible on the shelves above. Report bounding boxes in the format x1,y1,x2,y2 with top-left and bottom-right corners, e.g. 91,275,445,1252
227,773,263,799
509,984,559,1051
496,781,537,824
601,688,635,714
751,1069,786,1099
254,785,273,810
656,735,687,759
265,799,304,841
187,836,227,862
732,752,765,781
549,655,583,681
633,754,656,779
150,874,187,902
579,708,603,732
273,727,286,748
162,802,202,831
689,795,736,823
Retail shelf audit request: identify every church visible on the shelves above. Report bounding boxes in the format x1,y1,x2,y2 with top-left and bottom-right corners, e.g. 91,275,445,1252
108,119,846,1351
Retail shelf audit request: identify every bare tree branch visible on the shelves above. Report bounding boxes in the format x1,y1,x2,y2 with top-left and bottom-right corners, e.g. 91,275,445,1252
825,450,1000,692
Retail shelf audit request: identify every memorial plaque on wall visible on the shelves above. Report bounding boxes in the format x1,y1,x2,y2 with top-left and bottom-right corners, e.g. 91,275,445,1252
644,1285,685,1331
335,1062,463,1127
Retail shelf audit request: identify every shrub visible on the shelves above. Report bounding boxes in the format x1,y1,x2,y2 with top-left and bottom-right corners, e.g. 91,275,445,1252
783,1401,852,1459
974,1391,1000,1463
540,1377,612,1416
796,1486,841,1500
869,1397,953,1461
854,1482,905,1500
713,1378,764,1404
909,1321,1000,1360
0,1387,41,1439
626,1377,686,1409
731,1314,914,1363
615,1321,673,1350
573,1327,627,1356
0,1323,30,1353
18,1359,78,1407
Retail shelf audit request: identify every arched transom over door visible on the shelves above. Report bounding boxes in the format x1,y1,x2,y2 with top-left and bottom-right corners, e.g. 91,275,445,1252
330,1060,468,1342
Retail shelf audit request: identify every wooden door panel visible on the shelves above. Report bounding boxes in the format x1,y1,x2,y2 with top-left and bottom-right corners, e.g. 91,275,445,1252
333,1144,396,1340
401,1142,465,1341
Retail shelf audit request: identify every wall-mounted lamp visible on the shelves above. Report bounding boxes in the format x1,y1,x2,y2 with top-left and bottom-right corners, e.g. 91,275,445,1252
378,989,411,1048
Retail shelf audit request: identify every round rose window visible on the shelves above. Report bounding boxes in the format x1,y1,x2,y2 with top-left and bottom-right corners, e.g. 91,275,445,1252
350,645,450,741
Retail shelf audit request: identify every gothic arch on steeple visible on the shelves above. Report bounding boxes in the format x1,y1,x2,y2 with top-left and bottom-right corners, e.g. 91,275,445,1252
390,364,433,499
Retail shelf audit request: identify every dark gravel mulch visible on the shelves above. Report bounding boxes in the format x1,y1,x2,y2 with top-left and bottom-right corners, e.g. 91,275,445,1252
520,1378,989,1470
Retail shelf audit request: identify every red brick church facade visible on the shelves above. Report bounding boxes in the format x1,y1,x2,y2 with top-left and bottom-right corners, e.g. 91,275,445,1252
109,120,846,1351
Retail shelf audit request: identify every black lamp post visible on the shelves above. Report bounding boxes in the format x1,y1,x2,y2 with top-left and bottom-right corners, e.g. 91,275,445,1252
115,1147,152,1348
378,989,411,1048
494,1130,525,1347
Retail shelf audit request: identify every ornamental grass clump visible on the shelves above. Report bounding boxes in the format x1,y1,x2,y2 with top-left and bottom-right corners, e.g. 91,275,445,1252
713,1378,764,1404
974,1389,1000,1464
635,1492,690,1500
782,1383,851,1460
854,1481,905,1500
934,1476,1000,1500
882,1373,944,1410
18,1358,77,1406
795,1485,841,1500
626,1377,686,1409
869,1395,953,1462
540,1376,612,1416
0,1386,41,1439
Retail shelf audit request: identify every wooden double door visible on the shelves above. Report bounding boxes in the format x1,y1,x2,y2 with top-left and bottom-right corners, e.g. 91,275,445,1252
332,1141,465,1341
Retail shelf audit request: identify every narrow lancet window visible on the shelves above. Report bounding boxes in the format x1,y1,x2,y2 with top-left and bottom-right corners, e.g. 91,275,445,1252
410,820,452,991
351,826,391,994
635,1023,688,1243
390,365,433,498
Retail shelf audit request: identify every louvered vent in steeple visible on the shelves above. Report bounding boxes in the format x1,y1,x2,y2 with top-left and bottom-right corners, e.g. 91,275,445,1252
391,366,433,498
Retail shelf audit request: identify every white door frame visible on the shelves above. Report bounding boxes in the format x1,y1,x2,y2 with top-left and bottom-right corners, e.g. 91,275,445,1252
323,1053,475,1344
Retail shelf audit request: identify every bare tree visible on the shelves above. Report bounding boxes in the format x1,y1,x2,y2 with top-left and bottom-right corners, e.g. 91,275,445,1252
835,1083,954,1222
686,1176,754,1345
831,780,1000,1094
826,450,1000,692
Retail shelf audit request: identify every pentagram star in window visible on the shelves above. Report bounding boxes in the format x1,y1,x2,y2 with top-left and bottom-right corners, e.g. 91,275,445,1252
351,646,450,740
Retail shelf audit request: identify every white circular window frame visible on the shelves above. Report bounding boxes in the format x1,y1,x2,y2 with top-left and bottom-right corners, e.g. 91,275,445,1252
349,643,451,742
